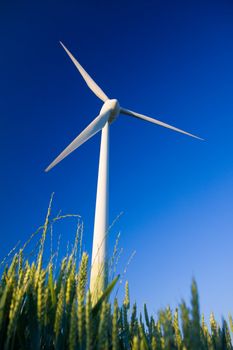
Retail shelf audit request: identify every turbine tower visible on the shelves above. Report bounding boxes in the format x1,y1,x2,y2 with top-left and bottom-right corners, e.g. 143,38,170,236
45,42,203,300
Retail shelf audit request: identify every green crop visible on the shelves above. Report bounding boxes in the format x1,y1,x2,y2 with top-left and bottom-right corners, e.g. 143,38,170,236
0,200,232,349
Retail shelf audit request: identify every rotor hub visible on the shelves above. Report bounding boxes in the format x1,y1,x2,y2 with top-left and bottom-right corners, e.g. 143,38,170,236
101,99,120,124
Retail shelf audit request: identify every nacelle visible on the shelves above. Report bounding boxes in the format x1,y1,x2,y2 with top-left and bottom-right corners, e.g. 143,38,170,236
101,99,120,124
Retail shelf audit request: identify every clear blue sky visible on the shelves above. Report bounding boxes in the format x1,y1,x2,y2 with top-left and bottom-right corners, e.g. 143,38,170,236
1,0,233,321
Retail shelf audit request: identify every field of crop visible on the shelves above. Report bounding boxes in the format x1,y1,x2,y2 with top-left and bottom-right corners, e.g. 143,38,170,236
0,201,232,350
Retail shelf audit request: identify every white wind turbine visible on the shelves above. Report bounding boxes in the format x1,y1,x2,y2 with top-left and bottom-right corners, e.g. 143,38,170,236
45,42,203,299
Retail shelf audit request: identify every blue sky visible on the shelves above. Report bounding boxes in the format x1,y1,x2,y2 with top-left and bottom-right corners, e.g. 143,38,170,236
1,0,233,320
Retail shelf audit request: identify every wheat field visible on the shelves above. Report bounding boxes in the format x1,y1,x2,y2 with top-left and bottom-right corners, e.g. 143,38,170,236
0,199,232,350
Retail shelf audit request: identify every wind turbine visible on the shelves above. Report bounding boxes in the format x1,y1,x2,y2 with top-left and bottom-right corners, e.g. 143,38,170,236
45,42,203,299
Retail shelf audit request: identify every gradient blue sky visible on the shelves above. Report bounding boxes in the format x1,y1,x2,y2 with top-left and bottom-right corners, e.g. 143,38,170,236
1,0,233,320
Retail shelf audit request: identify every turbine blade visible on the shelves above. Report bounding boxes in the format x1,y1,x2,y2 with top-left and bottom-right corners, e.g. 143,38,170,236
45,110,110,172
60,41,109,102
120,108,203,140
